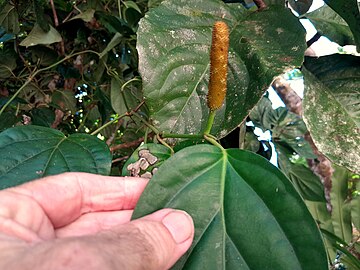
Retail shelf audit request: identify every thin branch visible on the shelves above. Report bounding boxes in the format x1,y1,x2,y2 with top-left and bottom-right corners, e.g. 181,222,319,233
112,156,129,164
50,0,59,26
106,119,124,146
110,137,145,152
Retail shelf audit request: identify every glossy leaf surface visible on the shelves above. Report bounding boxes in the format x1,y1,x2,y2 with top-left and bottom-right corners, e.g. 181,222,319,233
0,125,111,189
137,0,306,138
133,144,328,269
303,55,360,173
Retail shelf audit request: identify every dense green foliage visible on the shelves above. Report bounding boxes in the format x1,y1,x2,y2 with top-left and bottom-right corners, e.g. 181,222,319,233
0,0,359,269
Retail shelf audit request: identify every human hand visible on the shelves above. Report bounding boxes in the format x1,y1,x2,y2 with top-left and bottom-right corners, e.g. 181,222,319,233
0,172,194,270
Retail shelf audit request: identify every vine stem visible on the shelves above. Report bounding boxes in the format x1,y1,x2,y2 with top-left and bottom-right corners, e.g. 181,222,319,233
204,134,224,150
156,134,174,155
91,113,126,136
130,111,160,134
0,50,100,117
204,110,216,135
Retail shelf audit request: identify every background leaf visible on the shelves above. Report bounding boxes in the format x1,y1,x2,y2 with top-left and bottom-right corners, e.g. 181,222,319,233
330,166,353,243
250,96,316,159
351,180,360,230
303,54,360,174
323,0,360,51
20,24,62,47
0,4,20,34
0,49,16,79
276,143,325,202
122,143,172,177
137,0,306,138
133,144,328,269
288,0,313,16
52,89,77,113
110,77,142,115
0,125,112,189
306,6,355,46
99,32,123,59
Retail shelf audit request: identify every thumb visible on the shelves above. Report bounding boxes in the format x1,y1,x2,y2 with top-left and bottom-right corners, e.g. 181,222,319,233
125,209,194,270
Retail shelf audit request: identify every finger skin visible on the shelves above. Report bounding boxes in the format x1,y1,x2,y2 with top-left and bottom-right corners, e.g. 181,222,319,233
55,210,134,237
4,173,148,228
1,209,194,270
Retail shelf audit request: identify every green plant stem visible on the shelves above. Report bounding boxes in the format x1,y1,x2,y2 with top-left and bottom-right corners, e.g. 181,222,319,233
120,77,141,112
91,113,126,135
0,50,100,117
156,134,174,155
161,133,204,139
130,111,160,134
204,110,216,135
144,127,150,144
239,122,246,149
117,0,122,19
204,134,223,149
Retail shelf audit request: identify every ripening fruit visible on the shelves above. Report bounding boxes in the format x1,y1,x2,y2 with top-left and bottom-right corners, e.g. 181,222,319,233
207,21,229,111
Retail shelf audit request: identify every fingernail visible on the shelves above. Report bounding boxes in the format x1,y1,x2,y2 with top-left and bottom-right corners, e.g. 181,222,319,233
162,210,194,244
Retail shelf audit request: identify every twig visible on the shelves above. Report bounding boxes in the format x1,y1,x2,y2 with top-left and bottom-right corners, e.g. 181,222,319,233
49,0,65,55
50,0,59,26
0,50,100,116
106,119,124,146
112,156,129,164
110,137,145,152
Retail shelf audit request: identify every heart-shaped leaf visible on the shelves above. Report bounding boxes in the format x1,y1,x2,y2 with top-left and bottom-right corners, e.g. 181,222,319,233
0,125,112,189
137,0,306,138
132,144,328,269
303,54,360,174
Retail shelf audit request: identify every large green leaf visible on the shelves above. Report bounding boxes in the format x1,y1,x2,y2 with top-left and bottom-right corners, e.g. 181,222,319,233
323,0,360,51
137,0,306,138
132,144,328,269
302,54,360,174
0,125,112,189
306,6,355,46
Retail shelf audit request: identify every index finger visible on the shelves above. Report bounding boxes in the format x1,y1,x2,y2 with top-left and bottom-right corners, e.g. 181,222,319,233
9,172,149,228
